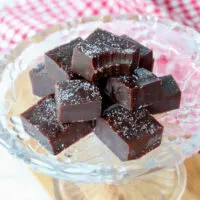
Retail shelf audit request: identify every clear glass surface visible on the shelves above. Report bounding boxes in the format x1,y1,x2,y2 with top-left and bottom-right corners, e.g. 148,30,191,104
53,164,187,200
0,14,200,183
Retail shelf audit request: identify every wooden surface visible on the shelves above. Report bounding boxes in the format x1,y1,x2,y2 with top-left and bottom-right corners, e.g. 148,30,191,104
182,154,200,200
31,154,200,200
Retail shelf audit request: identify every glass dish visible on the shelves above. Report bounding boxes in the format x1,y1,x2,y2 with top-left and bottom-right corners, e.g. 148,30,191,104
0,15,200,190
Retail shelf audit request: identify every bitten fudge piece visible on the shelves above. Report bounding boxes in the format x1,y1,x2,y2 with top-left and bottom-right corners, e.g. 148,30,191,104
121,35,154,71
95,105,163,160
104,68,162,110
72,28,140,81
55,80,102,123
20,94,95,155
148,75,181,114
45,37,83,81
29,63,56,97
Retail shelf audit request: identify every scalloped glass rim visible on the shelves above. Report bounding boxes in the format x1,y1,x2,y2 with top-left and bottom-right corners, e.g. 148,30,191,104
0,14,200,183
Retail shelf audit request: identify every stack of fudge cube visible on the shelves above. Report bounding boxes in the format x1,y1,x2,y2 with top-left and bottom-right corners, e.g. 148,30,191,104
21,29,181,160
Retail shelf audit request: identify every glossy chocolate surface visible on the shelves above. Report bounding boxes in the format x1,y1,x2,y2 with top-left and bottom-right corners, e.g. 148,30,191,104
148,75,181,114
29,63,56,97
72,29,140,81
20,94,95,154
121,35,154,71
104,68,162,110
95,105,163,160
45,37,83,81
55,80,102,123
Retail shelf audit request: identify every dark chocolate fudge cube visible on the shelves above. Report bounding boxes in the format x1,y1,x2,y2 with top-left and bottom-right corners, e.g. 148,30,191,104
148,75,181,114
55,80,102,123
132,68,163,106
29,63,56,97
71,29,140,81
121,35,154,71
95,105,163,160
45,37,83,81
104,68,162,110
20,94,95,155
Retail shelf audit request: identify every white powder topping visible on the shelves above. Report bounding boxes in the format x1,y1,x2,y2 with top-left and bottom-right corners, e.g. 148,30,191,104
121,35,151,56
104,105,162,141
25,95,60,137
115,75,138,87
77,29,138,57
46,38,82,74
56,80,101,105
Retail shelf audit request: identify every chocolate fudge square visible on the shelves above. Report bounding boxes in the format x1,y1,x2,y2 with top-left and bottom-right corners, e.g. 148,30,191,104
95,105,163,161
104,68,162,110
71,28,140,81
20,94,95,155
29,63,56,97
148,75,181,114
121,35,154,71
55,80,102,123
45,37,83,81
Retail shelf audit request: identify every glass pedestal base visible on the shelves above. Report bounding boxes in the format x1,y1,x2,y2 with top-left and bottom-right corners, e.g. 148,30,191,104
53,163,186,200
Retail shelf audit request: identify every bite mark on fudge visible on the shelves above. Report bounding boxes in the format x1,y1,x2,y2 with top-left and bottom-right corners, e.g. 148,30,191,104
72,29,140,81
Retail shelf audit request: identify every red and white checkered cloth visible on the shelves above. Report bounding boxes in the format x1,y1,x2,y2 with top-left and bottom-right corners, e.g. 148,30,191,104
0,0,200,53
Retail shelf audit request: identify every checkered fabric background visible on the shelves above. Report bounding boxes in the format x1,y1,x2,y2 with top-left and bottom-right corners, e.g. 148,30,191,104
0,0,200,53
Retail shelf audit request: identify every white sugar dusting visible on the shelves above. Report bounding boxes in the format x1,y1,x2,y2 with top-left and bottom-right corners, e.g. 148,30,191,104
162,75,180,95
46,38,82,72
116,75,138,87
121,34,151,56
57,80,101,105
104,105,162,141
27,96,60,135
77,29,137,57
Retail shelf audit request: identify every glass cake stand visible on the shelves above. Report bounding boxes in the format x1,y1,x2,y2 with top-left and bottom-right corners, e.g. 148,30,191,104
0,14,200,199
